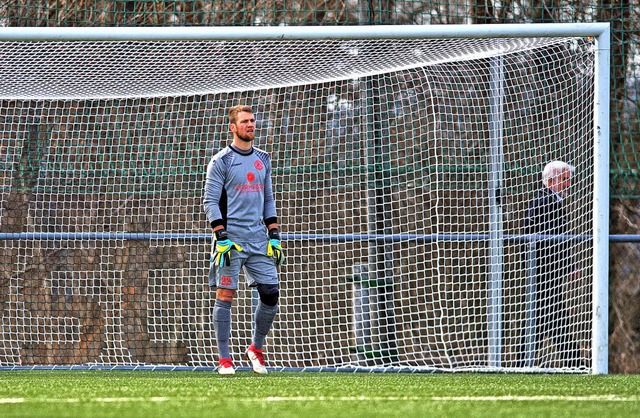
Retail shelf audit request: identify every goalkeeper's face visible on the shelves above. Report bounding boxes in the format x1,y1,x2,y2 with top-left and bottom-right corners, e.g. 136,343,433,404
231,111,256,143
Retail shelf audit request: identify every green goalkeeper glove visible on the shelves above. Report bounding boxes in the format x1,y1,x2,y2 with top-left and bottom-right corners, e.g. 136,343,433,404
212,230,243,268
266,228,284,267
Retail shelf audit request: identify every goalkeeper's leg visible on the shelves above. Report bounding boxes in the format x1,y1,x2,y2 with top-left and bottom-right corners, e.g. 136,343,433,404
244,258,279,351
213,288,236,374
244,256,279,374
253,284,279,350
245,285,278,375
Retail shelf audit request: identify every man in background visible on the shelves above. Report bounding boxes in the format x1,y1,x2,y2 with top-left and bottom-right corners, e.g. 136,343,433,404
525,160,582,368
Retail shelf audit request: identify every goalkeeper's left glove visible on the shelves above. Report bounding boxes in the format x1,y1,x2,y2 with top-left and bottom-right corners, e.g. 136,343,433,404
266,228,284,267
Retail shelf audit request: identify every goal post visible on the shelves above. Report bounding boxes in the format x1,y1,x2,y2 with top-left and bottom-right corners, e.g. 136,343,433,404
0,23,610,374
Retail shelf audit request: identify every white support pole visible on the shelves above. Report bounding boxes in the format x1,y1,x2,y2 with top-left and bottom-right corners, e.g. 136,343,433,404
592,24,610,375
487,56,505,368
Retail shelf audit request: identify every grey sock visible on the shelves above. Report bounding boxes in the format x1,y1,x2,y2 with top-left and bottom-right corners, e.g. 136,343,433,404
213,299,232,359
253,301,278,350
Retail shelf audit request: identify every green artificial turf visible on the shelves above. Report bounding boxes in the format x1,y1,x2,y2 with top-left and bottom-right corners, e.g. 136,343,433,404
0,371,638,417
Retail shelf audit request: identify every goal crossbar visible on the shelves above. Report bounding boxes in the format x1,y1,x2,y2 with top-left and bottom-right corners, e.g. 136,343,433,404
0,23,611,41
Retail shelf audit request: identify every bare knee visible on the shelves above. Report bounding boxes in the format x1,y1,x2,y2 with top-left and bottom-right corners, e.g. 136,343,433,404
216,288,236,302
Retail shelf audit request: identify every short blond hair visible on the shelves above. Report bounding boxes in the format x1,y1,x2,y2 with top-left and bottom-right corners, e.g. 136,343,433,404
228,105,254,125
542,160,575,186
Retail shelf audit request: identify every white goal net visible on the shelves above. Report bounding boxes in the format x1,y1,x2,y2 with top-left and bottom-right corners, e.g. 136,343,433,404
0,25,609,373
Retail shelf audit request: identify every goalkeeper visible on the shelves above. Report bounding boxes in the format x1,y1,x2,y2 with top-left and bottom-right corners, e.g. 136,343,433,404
203,104,284,376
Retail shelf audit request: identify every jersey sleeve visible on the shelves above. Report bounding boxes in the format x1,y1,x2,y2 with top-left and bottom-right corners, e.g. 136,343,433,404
262,156,277,222
203,153,226,228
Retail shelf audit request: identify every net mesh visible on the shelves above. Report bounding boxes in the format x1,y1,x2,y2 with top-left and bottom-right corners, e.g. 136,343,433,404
0,34,596,372
1,37,570,99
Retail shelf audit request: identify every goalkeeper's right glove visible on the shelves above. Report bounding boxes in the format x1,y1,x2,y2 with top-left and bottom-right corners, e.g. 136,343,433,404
212,230,243,268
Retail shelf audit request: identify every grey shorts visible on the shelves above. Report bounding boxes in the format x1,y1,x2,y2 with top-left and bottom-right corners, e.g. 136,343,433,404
208,240,278,289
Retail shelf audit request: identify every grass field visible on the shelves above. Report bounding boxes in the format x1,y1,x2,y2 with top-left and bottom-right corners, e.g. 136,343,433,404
0,371,638,417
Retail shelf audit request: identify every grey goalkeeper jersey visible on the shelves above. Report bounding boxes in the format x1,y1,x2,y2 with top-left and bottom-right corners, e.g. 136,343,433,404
203,145,277,246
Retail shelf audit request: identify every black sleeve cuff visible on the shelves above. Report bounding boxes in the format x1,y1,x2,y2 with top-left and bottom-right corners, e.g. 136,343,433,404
264,216,277,226
210,220,224,230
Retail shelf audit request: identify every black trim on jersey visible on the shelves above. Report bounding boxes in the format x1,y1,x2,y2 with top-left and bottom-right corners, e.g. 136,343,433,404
210,188,228,230
264,216,277,226
229,144,254,156
219,188,228,229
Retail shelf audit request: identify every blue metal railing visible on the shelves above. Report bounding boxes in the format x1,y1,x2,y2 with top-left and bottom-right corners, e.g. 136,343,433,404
0,232,637,242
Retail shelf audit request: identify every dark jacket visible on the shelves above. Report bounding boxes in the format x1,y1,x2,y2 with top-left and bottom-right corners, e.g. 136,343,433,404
525,188,571,281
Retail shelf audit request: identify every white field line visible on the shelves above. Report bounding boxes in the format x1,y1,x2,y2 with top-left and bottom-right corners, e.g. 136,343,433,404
0,395,638,404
